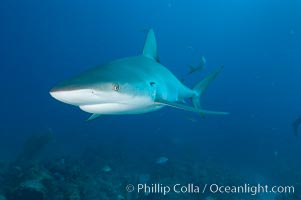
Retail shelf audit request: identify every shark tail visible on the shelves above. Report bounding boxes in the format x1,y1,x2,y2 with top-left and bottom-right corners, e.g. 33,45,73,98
192,66,228,115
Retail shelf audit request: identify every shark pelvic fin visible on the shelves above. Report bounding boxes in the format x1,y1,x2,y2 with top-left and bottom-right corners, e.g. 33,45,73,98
86,113,102,121
155,99,229,115
142,29,159,62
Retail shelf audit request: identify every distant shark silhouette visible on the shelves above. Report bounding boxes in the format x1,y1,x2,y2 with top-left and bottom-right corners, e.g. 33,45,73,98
292,116,301,136
50,29,228,121
187,56,206,75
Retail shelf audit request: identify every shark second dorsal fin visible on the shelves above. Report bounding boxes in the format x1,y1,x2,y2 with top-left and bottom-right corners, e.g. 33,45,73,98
143,29,159,62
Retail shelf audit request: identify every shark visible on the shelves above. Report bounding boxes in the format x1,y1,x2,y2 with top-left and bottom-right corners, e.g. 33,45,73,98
50,29,228,121
187,56,206,75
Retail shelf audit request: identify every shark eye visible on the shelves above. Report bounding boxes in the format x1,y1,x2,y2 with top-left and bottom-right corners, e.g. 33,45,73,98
150,82,156,86
112,83,120,91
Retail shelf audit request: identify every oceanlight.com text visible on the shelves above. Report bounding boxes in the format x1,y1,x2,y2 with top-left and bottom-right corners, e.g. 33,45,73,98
125,183,295,196
208,183,294,196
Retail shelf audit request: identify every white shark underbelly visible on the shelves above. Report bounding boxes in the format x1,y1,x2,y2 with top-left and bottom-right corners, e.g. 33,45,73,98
79,95,163,114
79,102,163,114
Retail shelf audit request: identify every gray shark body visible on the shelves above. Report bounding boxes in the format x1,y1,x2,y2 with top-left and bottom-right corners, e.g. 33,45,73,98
50,30,227,120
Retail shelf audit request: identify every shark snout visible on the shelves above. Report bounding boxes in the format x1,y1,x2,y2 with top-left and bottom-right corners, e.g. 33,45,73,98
50,84,83,93
49,86,100,106
49,86,75,104
49,86,63,94
49,85,73,102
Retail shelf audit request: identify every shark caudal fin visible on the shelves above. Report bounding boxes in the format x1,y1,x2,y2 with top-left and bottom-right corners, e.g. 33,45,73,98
192,66,228,115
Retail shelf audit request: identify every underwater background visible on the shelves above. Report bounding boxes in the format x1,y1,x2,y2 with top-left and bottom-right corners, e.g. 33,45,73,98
0,0,301,199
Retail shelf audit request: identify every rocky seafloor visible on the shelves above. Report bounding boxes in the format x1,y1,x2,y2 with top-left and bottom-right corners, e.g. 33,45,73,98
0,132,299,200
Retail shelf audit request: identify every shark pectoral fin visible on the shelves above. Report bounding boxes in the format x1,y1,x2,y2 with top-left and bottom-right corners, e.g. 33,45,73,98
142,29,159,62
86,113,102,121
155,99,229,115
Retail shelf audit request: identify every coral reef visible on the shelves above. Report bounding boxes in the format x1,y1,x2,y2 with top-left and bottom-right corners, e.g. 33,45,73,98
0,153,298,200
0,133,298,200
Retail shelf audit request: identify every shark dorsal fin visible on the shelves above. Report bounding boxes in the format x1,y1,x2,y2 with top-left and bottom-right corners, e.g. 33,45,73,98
143,29,159,62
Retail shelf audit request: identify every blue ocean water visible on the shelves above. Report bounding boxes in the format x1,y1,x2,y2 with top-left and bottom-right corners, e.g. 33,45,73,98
0,0,300,199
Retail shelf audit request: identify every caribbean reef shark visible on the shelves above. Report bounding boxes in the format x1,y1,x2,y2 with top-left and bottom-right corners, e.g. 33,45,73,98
50,29,228,121
187,56,206,75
